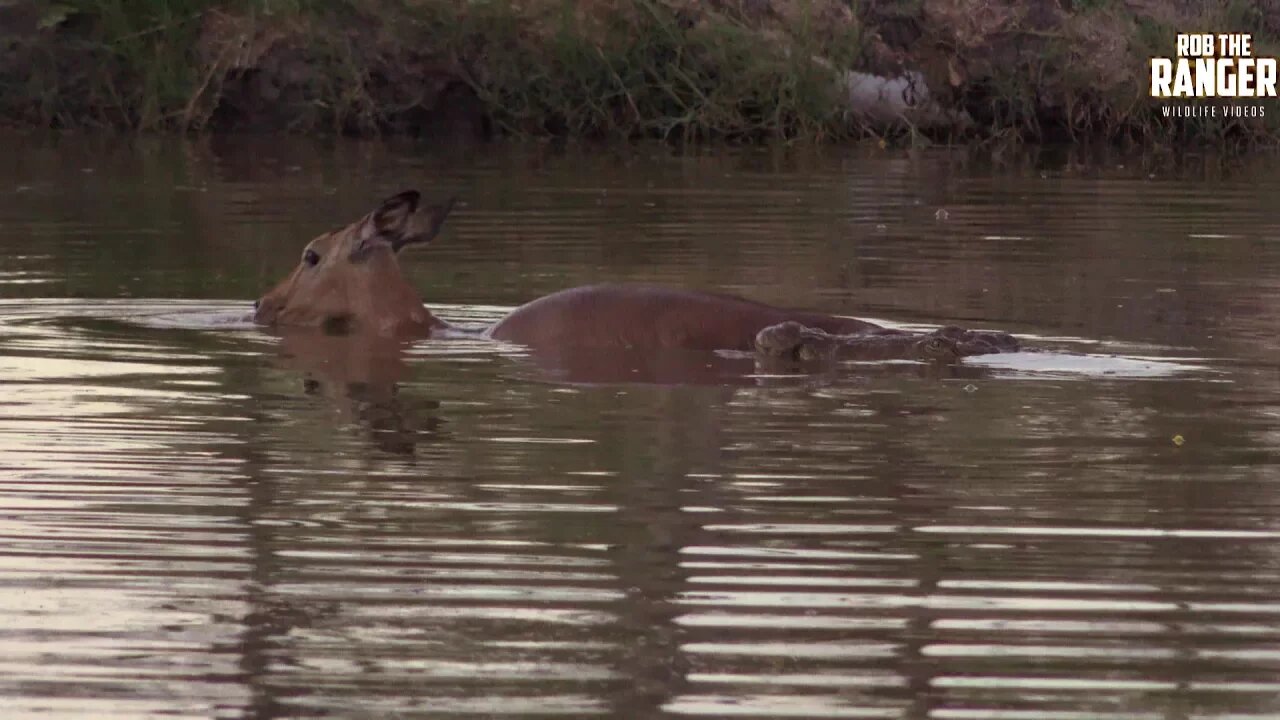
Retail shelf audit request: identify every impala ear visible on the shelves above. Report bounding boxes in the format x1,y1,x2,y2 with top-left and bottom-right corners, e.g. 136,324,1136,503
391,196,456,252
364,191,456,253
370,190,421,241
352,191,456,262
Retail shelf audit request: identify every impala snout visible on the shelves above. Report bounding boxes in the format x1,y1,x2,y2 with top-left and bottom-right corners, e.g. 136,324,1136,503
252,294,280,325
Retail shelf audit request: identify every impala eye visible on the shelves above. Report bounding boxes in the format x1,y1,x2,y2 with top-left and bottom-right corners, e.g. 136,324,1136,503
303,249,321,267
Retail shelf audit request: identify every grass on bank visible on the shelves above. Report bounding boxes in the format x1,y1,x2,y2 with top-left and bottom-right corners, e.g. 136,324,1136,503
13,0,861,141
432,0,862,141
5,0,1279,146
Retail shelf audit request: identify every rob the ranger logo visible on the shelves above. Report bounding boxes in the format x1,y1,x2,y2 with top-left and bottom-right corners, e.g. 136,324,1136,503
1151,33,1277,98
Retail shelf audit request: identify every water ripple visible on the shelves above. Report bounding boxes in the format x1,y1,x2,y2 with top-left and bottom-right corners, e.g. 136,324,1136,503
1,141,1279,718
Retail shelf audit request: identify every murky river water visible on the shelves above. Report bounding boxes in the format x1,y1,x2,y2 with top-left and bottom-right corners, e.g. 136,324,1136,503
1,134,1278,718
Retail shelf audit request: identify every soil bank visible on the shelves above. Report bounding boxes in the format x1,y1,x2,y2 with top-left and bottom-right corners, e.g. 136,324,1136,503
1,0,1277,145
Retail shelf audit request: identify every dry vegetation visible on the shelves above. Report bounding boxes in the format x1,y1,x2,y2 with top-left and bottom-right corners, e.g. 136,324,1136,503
0,0,1276,145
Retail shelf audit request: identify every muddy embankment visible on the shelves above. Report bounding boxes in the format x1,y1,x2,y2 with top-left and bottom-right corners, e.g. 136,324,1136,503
1,1,1277,145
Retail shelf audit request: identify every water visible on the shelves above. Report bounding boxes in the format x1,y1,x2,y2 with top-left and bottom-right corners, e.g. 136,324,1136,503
1,135,1279,719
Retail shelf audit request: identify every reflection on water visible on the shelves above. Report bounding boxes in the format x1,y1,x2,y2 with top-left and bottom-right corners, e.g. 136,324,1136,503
1,137,1279,718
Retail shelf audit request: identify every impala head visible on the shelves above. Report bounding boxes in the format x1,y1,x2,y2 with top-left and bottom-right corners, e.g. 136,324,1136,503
254,190,456,336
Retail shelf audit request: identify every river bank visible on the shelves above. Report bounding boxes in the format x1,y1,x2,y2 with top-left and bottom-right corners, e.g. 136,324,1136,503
2,0,1277,145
